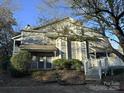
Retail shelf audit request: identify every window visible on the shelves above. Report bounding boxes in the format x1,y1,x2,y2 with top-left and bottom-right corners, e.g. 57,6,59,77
32,56,37,61
61,40,66,59
46,57,52,68
38,57,44,69
31,56,38,69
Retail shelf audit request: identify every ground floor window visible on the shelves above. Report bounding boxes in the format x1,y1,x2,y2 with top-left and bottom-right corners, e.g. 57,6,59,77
46,57,52,68
31,56,52,69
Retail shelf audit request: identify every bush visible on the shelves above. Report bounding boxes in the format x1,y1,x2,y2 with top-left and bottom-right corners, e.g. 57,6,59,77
63,61,72,70
9,66,29,77
53,59,83,71
106,67,124,76
53,59,68,69
10,50,31,77
0,56,11,71
70,59,83,71
0,56,11,63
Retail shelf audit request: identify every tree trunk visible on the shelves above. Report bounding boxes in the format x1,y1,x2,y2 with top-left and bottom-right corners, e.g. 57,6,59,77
112,47,124,62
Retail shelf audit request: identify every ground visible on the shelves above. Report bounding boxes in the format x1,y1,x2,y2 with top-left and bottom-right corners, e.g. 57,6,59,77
0,75,122,93
0,71,123,93
0,83,123,93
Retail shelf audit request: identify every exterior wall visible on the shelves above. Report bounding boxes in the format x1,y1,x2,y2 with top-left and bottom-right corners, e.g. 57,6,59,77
22,31,54,45
71,41,82,60
51,38,84,61
55,37,67,59
55,38,83,61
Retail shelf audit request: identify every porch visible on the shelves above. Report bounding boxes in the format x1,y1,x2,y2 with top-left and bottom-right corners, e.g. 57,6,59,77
20,44,58,70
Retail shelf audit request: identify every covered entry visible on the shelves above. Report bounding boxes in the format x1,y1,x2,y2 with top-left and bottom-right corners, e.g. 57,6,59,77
20,44,58,70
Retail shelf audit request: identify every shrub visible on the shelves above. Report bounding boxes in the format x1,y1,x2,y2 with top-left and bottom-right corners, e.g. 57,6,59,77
0,56,11,71
53,59,68,69
10,50,31,77
63,61,72,70
70,59,83,71
9,66,29,77
106,67,124,76
53,59,83,71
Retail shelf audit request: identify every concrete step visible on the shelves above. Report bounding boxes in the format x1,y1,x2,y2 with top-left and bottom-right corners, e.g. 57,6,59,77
85,75,100,81
86,69,99,76
85,80,101,84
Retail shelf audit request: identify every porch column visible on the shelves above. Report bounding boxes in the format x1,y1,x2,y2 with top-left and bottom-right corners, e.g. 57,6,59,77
106,50,108,58
44,57,47,69
54,51,56,57
98,60,102,79
37,57,39,69
84,60,88,75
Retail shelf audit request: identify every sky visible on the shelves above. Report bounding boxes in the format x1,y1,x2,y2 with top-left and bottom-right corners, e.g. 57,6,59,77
13,0,43,29
13,0,72,29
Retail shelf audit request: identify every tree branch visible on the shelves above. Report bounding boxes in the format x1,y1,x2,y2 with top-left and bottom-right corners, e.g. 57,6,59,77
118,11,124,20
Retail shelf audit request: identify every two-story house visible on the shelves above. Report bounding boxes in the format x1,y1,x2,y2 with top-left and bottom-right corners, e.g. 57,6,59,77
12,17,113,71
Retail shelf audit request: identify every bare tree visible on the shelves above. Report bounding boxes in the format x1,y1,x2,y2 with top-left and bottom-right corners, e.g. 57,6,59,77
0,1,17,57
69,0,124,62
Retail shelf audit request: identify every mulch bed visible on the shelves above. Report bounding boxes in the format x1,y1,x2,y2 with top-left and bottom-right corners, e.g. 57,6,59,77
0,70,85,87
56,70,85,85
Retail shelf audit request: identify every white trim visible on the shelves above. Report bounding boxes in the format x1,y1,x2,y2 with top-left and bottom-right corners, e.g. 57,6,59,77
12,35,21,39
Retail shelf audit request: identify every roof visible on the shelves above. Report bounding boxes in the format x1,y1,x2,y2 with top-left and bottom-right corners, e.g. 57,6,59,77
20,44,58,52
32,17,74,30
